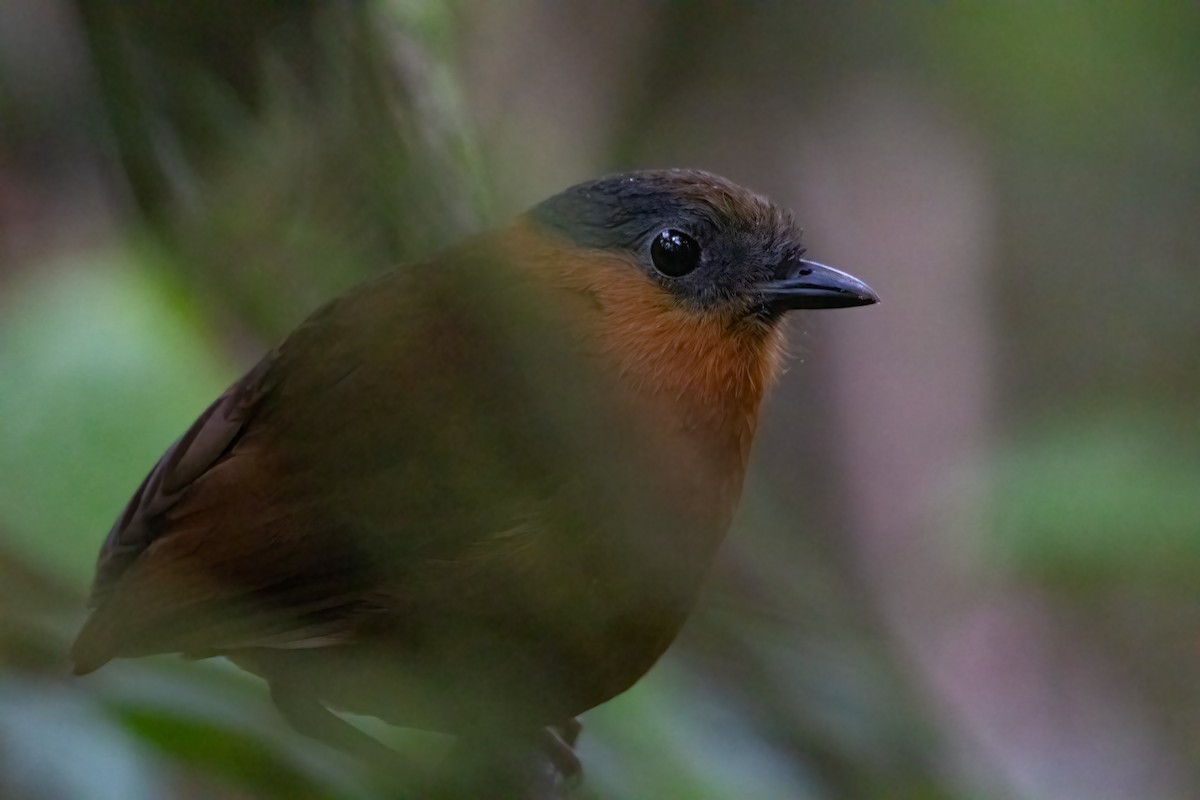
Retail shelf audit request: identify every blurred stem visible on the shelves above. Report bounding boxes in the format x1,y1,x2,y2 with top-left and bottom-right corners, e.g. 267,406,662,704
74,0,481,340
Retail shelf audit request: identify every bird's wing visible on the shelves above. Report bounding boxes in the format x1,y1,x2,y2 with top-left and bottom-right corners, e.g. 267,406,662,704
70,281,416,672
70,267,568,674
70,347,371,671
85,356,274,608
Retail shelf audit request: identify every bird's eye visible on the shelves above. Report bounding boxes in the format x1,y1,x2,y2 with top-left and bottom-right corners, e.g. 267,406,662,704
650,229,701,278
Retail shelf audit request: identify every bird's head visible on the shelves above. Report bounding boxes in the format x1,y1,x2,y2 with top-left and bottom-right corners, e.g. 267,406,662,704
530,168,877,321
510,169,877,414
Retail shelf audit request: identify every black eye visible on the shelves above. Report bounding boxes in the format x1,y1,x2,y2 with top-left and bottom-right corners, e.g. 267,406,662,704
650,229,701,277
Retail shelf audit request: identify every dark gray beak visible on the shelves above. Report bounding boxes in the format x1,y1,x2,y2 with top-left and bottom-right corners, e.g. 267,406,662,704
756,259,879,312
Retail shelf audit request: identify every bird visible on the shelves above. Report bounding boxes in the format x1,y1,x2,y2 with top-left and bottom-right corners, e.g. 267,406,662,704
69,168,877,785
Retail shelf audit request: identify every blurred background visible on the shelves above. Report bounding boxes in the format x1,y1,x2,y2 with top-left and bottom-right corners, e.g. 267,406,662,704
1,2,1198,798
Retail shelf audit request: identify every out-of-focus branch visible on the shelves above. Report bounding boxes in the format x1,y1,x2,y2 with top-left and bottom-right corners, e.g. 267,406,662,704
73,0,482,340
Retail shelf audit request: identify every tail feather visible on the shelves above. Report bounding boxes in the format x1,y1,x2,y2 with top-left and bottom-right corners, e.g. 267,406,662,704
70,612,115,675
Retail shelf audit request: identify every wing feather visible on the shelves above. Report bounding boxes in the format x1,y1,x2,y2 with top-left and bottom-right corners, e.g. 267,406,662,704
71,259,593,677
87,357,274,606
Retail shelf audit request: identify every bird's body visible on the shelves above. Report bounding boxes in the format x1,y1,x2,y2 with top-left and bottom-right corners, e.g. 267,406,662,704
71,170,876,763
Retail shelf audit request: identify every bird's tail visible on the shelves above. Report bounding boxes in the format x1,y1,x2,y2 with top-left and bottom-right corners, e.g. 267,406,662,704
69,612,115,675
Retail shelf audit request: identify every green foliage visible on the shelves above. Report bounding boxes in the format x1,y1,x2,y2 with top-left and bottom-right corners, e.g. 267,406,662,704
988,411,1200,590
0,250,234,586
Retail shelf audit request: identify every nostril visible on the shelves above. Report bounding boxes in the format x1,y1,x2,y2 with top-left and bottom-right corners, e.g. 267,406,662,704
797,267,812,276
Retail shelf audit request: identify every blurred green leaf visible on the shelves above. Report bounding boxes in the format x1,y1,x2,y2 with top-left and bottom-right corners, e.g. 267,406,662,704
987,411,1200,589
0,249,235,587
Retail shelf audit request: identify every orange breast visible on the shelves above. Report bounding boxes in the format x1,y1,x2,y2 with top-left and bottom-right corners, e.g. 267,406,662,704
494,219,786,539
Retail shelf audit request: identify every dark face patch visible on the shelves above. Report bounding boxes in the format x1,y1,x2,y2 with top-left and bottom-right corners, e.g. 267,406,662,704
530,169,805,316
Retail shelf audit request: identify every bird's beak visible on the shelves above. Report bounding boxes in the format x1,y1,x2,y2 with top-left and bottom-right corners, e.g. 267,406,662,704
755,259,879,311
